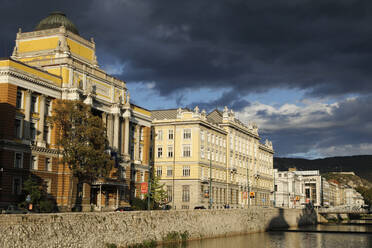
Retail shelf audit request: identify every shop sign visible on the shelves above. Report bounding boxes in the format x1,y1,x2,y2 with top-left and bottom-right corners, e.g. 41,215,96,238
141,182,148,194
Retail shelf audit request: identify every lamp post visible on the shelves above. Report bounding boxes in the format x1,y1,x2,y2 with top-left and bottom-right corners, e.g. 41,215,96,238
209,151,212,209
247,161,250,208
147,129,154,210
273,170,276,207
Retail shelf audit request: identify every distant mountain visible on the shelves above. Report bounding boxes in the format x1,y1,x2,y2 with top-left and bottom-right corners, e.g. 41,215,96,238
274,155,372,182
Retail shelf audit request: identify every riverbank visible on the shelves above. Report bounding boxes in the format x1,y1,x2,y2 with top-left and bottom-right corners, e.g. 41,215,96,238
0,207,317,248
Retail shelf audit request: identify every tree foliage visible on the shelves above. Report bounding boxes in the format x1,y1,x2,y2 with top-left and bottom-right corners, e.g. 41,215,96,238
146,174,168,209
356,186,372,206
51,100,114,184
22,176,56,212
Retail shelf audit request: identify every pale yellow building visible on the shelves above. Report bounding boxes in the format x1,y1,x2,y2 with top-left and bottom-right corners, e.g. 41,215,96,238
152,106,274,209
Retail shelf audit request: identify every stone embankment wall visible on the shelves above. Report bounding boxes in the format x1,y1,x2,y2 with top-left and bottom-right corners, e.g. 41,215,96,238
0,207,317,248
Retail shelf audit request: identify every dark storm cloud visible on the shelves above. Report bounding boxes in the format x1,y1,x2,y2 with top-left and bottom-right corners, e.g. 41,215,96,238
1,0,372,158
187,89,251,112
2,0,372,102
253,95,372,157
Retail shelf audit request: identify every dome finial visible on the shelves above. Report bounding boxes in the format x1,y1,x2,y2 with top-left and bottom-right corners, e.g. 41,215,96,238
35,12,79,35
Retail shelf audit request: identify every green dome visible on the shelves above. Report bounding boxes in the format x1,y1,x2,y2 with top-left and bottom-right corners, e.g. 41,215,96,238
35,12,79,35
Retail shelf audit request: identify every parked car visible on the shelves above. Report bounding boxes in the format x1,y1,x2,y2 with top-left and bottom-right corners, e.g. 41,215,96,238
3,205,29,214
162,205,172,210
115,206,133,212
194,206,206,209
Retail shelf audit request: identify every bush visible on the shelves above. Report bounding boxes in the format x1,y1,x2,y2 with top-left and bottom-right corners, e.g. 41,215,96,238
131,197,147,210
39,200,55,213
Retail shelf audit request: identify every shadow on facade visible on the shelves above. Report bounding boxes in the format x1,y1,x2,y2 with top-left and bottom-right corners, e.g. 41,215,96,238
22,173,58,213
266,205,317,231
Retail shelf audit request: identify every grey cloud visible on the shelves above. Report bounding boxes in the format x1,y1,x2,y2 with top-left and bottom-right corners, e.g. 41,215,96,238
2,0,372,99
253,95,372,157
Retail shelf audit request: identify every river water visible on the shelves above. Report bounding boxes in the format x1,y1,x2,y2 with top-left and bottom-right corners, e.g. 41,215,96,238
160,222,372,248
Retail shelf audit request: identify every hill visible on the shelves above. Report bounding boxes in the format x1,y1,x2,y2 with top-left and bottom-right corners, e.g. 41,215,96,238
274,155,372,182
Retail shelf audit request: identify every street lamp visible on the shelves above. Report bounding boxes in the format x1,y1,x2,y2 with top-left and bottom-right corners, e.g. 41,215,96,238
209,150,212,209
247,161,250,208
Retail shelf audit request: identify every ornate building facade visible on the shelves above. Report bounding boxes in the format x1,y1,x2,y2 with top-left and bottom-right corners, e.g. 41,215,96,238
152,107,274,209
0,12,151,211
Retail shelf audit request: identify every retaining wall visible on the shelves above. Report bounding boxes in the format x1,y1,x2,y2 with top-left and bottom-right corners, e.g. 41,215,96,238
0,207,317,248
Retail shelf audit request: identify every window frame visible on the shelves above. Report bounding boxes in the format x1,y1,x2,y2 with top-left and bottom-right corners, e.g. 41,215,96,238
14,152,23,169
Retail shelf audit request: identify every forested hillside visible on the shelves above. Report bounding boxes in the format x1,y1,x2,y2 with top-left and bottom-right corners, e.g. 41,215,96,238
274,155,372,182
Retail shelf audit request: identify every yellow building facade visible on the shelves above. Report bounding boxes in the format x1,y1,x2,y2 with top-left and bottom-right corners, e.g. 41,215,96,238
152,107,274,209
0,12,151,211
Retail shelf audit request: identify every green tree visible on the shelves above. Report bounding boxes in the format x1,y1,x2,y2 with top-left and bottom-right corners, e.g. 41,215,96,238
146,174,168,209
51,100,114,210
22,176,56,212
22,176,43,206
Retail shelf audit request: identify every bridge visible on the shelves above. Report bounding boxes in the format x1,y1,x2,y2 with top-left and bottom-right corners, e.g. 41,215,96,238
317,206,369,222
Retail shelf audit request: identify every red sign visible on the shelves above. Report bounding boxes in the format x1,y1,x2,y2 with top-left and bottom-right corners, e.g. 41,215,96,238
141,182,148,194
249,192,255,198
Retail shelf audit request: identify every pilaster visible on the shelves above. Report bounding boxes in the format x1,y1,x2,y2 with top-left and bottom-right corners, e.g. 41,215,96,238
37,95,46,147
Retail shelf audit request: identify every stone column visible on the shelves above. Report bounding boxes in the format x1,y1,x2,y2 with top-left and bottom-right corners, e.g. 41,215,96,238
37,95,46,146
107,114,113,147
121,120,125,155
135,125,140,161
123,110,131,156
113,114,120,150
23,90,32,140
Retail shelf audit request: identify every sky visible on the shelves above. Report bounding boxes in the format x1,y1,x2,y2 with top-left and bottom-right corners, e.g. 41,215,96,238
1,0,372,158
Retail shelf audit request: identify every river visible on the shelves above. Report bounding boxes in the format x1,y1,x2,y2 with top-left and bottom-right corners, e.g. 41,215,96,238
159,222,372,248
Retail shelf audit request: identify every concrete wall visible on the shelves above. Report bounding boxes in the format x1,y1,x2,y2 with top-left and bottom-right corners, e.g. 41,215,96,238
0,207,317,248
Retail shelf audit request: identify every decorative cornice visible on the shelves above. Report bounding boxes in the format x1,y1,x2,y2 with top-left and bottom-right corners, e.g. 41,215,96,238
31,145,59,155
0,69,62,92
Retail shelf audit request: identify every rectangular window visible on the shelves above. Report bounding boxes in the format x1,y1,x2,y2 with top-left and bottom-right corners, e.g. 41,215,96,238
141,171,145,182
182,185,190,202
31,155,38,170
157,147,163,158
15,119,22,139
45,179,52,194
43,125,49,142
16,91,23,109
13,177,22,195
183,129,191,139
168,129,173,140
31,95,37,113
167,186,173,202
139,145,143,161
156,166,162,177
157,130,163,140
183,165,190,177
200,145,205,159
167,166,173,177
211,134,215,144
30,122,36,141
200,130,204,141
207,132,210,143
181,205,189,209
45,99,51,116
45,157,52,171
183,145,191,157
14,152,22,168
140,127,144,141
168,146,173,158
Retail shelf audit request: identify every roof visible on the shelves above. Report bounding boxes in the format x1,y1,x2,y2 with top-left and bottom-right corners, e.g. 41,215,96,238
151,108,190,120
207,109,223,124
35,12,79,35
151,109,179,120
